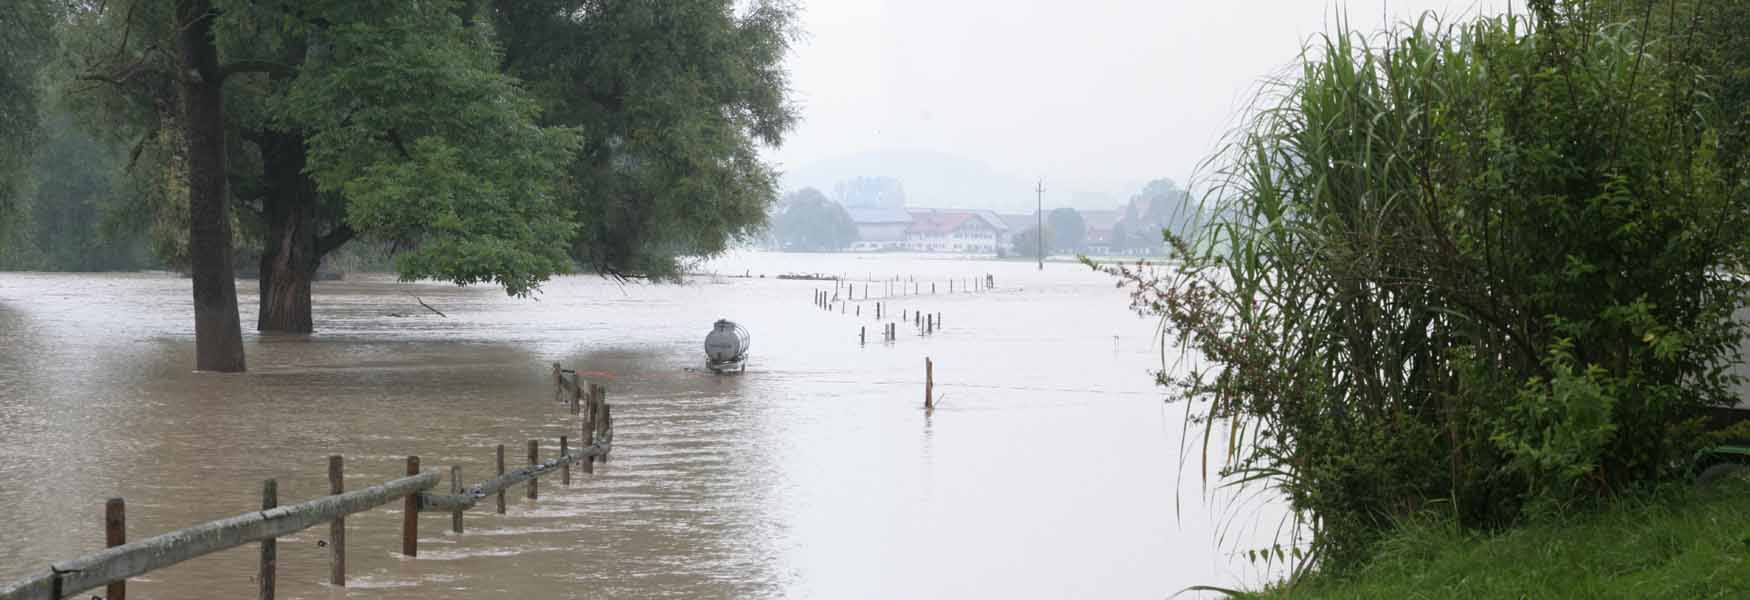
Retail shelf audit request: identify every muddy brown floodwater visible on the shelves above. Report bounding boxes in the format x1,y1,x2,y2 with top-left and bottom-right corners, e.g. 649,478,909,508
0,252,1282,599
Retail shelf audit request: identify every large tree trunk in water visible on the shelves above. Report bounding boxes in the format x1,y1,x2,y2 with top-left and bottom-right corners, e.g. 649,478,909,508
177,0,246,372
257,131,318,333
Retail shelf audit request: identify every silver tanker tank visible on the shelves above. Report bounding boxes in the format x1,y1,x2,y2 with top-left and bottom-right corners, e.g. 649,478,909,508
703,319,750,373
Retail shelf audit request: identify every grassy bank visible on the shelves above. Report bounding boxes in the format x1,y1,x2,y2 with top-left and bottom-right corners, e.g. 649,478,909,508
1243,481,1750,599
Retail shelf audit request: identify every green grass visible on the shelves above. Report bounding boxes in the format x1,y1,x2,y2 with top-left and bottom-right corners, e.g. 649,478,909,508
1243,481,1750,599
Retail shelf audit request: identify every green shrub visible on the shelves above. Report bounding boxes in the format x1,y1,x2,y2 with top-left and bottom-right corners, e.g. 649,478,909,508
1097,0,1750,577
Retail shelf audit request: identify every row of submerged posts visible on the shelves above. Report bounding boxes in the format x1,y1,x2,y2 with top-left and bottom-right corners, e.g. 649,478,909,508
811,274,995,305
858,309,943,343
808,274,993,345
0,365,617,600
809,276,964,415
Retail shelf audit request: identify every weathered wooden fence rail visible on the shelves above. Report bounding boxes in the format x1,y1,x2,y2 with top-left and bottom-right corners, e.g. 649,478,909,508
0,369,617,600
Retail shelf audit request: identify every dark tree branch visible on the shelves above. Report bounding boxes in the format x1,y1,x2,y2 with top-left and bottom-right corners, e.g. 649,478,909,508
239,127,269,146
76,57,168,90
125,126,158,171
385,129,413,159
218,60,294,82
409,295,448,318
115,0,138,64
315,224,356,257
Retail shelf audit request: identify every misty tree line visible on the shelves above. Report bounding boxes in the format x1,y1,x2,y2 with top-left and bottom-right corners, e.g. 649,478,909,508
769,177,1201,253
0,115,155,271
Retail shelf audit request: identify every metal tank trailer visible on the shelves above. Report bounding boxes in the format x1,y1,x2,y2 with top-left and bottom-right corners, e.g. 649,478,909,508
703,319,750,374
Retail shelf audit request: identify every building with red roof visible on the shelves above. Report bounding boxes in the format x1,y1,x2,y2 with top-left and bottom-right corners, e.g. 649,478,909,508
904,209,1007,253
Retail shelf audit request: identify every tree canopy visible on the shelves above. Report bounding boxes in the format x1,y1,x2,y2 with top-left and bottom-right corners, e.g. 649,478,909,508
1111,178,1198,253
0,116,154,271
492,0,799,280
1046,207,1085,252
771,188,856,251
1012,224,1054,257
277,2,582,295
0,0,60,254
41,0,800,368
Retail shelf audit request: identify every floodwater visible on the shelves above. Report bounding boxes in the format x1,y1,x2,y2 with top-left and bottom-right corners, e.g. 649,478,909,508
0,252,1282,599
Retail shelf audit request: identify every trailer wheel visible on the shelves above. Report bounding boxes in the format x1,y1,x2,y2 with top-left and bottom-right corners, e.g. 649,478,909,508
1697,462,1750,488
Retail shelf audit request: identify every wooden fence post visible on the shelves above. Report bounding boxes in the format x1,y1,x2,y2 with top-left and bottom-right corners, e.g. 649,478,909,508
937,312,942,329
450,465,464,534
594,391,613,464
402,456,419,557
260,479,276,600
582,386,597,475
552,362,562,404
925,357,934,411
561,436,571,485
600,403,614,464
495,445,507,514
569,374,581,415
328,455,345,586
860,326,866,345
527,440,539,500
105,498,125,600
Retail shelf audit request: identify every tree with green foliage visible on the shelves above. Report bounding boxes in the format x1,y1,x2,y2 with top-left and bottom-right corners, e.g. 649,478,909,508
1113,178,1198,254
1046,207,1085,253
65,0,580,369
1098,2,1750,576
65,0,796,351
1,116,155,271
0,0,60,257
489,0,799,279
771,188,856,251
1012,224,1054,257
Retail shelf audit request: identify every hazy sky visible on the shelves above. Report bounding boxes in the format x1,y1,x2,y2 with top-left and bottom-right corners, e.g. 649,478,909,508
768,0,1521,196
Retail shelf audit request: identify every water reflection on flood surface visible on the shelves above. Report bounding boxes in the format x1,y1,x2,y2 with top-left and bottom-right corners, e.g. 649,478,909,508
0,252,1284,599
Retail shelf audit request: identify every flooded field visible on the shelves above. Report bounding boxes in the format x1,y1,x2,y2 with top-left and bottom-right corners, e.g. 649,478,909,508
0,252,1280,599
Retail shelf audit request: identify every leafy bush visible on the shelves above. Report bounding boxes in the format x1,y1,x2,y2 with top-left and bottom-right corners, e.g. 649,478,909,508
1097,0,1750,576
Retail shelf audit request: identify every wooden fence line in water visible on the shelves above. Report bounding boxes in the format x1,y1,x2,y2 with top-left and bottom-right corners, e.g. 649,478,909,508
0,372,617,600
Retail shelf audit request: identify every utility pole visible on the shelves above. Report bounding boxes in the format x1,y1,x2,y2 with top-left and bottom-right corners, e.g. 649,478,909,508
1035,179,1045,270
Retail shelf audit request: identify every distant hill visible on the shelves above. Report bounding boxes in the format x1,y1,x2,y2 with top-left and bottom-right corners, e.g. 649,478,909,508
778,149,1140,212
